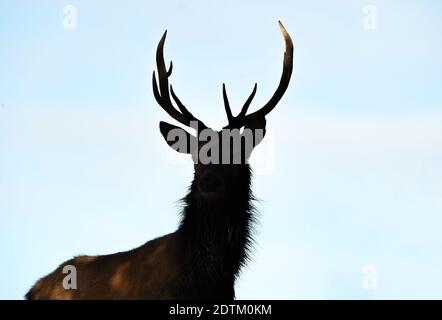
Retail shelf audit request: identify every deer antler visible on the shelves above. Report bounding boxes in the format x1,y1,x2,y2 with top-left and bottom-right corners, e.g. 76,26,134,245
223,21,293,129
152,31,207,131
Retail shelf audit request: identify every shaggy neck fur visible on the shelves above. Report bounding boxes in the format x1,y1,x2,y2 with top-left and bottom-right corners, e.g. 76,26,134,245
178,165,256,297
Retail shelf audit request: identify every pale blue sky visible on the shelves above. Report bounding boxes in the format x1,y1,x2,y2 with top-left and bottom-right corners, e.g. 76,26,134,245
1,0,442,299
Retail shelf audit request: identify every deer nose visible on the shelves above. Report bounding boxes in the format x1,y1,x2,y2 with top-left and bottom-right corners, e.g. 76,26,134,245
199,173,223,193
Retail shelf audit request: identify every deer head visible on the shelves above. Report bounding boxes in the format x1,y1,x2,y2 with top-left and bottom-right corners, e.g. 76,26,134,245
153,21,293,202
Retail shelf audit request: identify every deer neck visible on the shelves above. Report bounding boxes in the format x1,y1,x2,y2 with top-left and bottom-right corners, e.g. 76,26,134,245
179,165,255,282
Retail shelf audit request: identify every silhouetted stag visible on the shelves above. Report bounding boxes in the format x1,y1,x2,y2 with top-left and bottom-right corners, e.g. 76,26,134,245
26,21,293,300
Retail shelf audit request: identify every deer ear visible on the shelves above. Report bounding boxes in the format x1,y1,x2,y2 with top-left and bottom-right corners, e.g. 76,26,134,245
244,116,267,148
159,121,197,154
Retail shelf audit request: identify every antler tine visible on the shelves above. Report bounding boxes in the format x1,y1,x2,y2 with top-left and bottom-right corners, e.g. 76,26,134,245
155,31,171,103
238,83,257,118
169,86,190,117
222,83,257,129
170,86,207,129
153,30,206,130
244,21,293,121
222,83,234,123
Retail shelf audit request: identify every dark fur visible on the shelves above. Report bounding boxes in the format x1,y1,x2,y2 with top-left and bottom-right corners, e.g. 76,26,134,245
26,165,255,300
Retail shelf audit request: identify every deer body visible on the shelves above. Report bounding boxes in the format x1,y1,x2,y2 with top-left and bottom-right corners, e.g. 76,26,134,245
26,21,293,300
27,166,253,299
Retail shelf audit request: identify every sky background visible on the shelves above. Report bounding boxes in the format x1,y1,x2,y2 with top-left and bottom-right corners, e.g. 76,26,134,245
1,0,442,299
